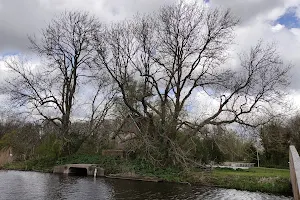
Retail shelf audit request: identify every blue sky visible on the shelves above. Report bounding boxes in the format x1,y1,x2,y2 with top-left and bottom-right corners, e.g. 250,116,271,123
276,7,300,29
1,52,19,57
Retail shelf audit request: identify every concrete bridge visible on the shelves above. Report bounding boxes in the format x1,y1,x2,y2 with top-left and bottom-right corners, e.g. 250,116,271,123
289,145,300,200
53,164,104,177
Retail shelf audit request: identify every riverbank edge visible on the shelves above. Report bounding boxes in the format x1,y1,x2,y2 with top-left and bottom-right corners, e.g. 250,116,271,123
0,166,292,196
0,156,292,196
0,168,292,197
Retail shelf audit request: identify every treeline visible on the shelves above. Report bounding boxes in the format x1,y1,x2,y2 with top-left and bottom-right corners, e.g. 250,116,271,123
259,115,300,168
0,112,298,169
0,1,291,168
0,116,113,160
0,117,255,163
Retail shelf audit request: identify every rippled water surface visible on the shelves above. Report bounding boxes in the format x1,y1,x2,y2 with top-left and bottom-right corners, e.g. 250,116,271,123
0,171,292,200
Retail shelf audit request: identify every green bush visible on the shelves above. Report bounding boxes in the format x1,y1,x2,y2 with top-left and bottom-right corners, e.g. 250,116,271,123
36,134,62,159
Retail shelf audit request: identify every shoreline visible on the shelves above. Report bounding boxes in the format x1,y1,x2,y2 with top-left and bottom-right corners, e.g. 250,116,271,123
0,154,292,196
0,166,293,197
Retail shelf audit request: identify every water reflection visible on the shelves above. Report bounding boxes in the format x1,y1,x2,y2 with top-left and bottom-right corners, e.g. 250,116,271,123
0,171,292,200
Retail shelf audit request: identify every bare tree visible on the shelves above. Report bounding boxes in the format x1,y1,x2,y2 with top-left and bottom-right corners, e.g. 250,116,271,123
75,78,116,152
3,11,107,155
95,1,290,166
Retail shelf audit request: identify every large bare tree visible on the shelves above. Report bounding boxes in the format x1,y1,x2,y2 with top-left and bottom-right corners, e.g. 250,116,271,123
95,1,290,166
3,11,111,155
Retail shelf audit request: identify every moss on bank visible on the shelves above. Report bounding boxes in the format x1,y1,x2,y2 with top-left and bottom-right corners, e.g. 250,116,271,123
1,155,292,196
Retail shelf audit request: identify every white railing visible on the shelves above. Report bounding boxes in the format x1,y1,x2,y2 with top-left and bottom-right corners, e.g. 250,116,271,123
289,145,300,200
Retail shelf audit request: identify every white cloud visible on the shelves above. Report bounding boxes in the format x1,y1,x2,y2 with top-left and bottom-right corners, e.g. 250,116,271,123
272,24,285,32
187,90,220,121
0,0,174,54
1,0,300,120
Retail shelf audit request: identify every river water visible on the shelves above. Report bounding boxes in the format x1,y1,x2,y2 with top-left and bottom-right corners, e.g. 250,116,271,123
0,171,292,200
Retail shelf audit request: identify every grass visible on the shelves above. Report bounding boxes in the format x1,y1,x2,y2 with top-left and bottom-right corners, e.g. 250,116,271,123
214,167,290,179
2,156,292,195
189,167,292,196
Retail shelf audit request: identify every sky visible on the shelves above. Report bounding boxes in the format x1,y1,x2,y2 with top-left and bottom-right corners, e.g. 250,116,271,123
1,0,300,118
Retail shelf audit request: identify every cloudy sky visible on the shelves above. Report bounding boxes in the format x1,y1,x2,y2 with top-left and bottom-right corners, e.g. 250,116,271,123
1,0,300,117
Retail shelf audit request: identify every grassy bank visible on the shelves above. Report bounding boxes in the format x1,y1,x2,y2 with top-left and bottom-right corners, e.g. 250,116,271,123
2,155,183,182
190,167,292,196
2,155,292,195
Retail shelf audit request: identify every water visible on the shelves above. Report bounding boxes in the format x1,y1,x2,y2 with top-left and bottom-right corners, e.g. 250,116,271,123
0,171,292,200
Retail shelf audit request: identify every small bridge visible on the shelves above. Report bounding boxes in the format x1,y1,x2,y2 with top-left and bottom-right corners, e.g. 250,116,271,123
53,164,104,177
289,145,300,200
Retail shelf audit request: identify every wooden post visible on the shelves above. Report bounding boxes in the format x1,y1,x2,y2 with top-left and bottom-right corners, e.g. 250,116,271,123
257,150,260,168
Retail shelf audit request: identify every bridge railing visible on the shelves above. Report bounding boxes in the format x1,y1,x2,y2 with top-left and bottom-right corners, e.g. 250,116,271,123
289,145,300,200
